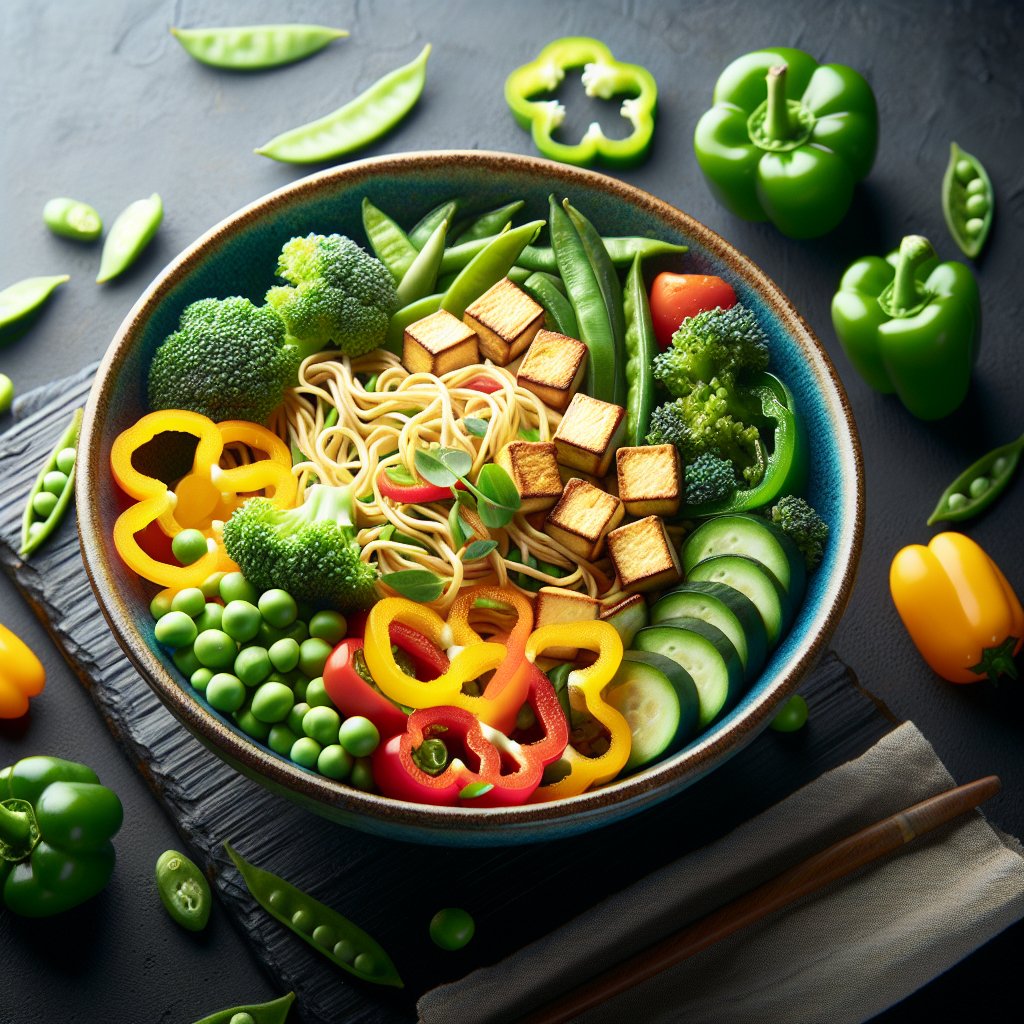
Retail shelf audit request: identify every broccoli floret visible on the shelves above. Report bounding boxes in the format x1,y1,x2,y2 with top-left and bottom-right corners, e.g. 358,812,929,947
265,233,398,359
222,484,379,609
148,297,299,424
769,495,829,570
684,453,737,506
647,380,764,485
652,304,770,398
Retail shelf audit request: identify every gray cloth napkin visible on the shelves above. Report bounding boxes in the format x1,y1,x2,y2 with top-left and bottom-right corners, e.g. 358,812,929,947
417,722,1024,1024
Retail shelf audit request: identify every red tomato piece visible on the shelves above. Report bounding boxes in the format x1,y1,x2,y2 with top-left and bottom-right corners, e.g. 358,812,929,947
649,272,737,350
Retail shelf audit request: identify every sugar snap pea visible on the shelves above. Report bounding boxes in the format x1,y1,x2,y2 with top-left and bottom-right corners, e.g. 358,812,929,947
942,142,994,259
43,197,102,241
386,292,443,353
0,373,13,415
522,271,579,338
622,253,657,445
20,407,82,557
437,232,505,276
362,198,419,282
156,849,212,931
518,236,689,273
96,194,162,283
224,842,403,988
927,433,1024,525
0,275,69,338
191,991,295,1024
453,200,525,244
408,199,459,248
256,45,431,164
396,217,448,306
172,24,347,70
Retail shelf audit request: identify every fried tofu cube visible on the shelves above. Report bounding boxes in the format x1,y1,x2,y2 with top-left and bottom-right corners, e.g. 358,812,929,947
534,587,601,659
495,441,563,513
606,516,682,594
463,278,544,366
615,444,682,517
545,478,625,561
516,330,589,413
552,392,626,476
403,310,479,376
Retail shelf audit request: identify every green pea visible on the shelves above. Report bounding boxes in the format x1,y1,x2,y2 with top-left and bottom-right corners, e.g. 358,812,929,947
292,908,316,935
304,676,332,708
173,646,202,677
43,197,103,241
195,602,224,633
992,456,1010,476
309,610,347,644
966,217,985,236
267,889,289,912
770,694,809,733
235,708,271,741
429,907,475,950
193,629,238,669
312,924,337,948
258,589,298,628
229,1014,256,1024
235,646,271,687
966,177,987,196
292,677,310,702
269,637,301,673
171,587,205,617
354,952,379,975
290,736,322,768
0,373,13,415
969,476,990,498
207,673,246,713
155,610,198,648
299,638,333,680
267,724,298,756
334,938,356,963
190,667,214,693
32,491,59,518
171,528,209,566
222,600,263,643
154,849,211,932
318,744,353,780
54,447,77,474
349,757,375,791
282,620,309,645
286,702,310,734
954,158,975,184
258,621,287,647
946,492,968,510
150,590,174,619
303,705,341,745
965,193,989,218
42,470,69,495
338,716,380,757
200,571,226,599
251,682,295,723
220,571,259,605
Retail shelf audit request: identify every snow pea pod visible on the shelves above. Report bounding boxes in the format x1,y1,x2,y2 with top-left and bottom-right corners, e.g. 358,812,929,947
172,24,347,70
522,271,579,338
155,849,211,931
362,198,419,282
386,293,443,353
20,407,82,558
43,198,102,241
396,217,448,306
438,233,504,276
927,434,1024,525
518,236,689,273
408,199,459,248
0,275,68,338
256,45,431,163
622,253,657,445
453,200,525,244
191,991,295,1024
224,843,403,988
96,194,162,283
942,142,994,260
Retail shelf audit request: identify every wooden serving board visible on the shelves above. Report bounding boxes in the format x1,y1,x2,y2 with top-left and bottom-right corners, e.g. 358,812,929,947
0,368,898,1024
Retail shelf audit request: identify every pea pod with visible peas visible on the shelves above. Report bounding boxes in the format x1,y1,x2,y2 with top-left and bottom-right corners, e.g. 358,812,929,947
362,198,419,282
622,253,657,446
96,194,163,283
156,849,212,931
191,991,295,1024
256,45,431,163
927,433,1024,525
21,407,82,558
0,275,69,339
942,142,994,259
522,272,579,338
224,842,403,987
43,198,102,241
453,200,525,244
172,24,347,70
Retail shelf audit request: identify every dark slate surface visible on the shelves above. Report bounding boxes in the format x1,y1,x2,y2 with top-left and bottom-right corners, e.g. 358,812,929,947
1,0,1022,1021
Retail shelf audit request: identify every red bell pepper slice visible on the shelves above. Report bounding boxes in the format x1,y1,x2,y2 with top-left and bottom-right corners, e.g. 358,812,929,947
377,465,466,504
512,663,569,767
463,375,503,394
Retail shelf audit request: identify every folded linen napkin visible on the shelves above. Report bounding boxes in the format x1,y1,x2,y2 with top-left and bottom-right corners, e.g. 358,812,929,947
417,722,1024,1024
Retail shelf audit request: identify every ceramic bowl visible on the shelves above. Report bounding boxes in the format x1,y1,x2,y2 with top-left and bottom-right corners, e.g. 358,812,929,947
77,151,863,846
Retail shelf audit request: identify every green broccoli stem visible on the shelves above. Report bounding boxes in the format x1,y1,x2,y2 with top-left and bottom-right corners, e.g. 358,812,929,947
298,484,357,530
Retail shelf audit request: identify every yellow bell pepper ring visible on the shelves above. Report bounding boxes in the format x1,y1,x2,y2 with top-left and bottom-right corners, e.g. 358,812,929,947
525,620,631,800
0,623,46,719
890,532,1024,684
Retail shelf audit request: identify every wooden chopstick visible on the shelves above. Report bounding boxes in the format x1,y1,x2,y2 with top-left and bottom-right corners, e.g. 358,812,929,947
517,775,1001,1024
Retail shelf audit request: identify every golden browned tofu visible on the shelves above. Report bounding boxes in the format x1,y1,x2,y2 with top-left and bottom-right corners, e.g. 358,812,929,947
495,440,563,513
534,587,601,659
545,477,624,561
463,278,544,366
615,444,682,517
606,516,681,594
403,310,479,376
516,329,588,413
552,392,626,476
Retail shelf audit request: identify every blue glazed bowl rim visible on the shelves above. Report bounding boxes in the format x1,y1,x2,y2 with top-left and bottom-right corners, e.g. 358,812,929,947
77,150,863,843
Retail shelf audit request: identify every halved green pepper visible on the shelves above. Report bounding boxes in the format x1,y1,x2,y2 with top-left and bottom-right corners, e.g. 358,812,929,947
831,234,981,420
505,37,658,168
693,48,877,237
0,755,123,917
679,371,807,517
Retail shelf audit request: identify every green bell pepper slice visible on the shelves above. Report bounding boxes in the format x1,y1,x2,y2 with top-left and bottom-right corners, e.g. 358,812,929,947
680,371,807,518
831,234,981,420
0,755,123,917
693,48,877,238
505,37,658,168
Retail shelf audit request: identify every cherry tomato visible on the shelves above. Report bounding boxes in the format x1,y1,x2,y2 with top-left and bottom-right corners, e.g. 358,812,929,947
649,272,737,349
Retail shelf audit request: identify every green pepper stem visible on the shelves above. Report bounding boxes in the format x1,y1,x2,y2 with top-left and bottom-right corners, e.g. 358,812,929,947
890,235,937,314
0,801,32,848
764,65,793,140
971,637,1019,682
412,737,450,776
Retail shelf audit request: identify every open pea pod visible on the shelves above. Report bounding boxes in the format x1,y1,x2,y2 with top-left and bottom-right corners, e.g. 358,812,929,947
191,991,295,1024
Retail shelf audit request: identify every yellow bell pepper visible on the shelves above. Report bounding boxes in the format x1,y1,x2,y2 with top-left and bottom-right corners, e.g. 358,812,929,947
525,620,631,800
890,532,1023,683
0,623,46,718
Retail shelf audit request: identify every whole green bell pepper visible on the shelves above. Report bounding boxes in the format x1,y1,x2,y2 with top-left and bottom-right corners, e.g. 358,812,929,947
693,48,877,238
831,234,981,420
0,755,124,917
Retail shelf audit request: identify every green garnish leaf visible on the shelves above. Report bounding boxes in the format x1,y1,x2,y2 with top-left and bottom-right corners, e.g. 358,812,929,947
386,464,420,487
458,782,494,800
448,503,467,549
380,569,445,602
379,524,395,542
437,446,473,478
463,539,498,561
464,417,489,437
518,426,540,442
472,463,521,528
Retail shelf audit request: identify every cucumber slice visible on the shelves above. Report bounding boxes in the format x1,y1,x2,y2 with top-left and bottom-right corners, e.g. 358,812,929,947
651,581,768,681
632,618,744,727
681,514,805,601
600,593,648,647
605,651,700,771
686,554,790,647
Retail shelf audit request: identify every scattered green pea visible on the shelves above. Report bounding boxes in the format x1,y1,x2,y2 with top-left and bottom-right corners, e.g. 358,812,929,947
429,907,475,950
258,589,298,628
282,619,309,645
290,736,322,768
349,757,374,791
171,587,206,617
292,677,309,702
304,676,332,708
258,621,287,647
96,193,163,284
220,571,259,605
251,681,295,724
207,673,246,713
150,590,174,619
42,470,69,495
770,694,809,733
338,716,379,757
195,602,224,633
190,668,214,693
267,724,298,756
268,637,301,673
155,610,198,648
309,610,346,644
194,629,238,669
303,706,341,745
318,744,353,780
235,646,272,687
235,708,271,741
222,600,263,643
200,571,226,599
43,197,103,241
286,702,310,734
173,646,203,677
172,528,209,565
0,374,13,415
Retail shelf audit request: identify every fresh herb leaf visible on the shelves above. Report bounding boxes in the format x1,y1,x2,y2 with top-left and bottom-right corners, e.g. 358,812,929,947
380,570,445,602
518,426,540,442
458,782,494,800
437,446,473,478
476,463,521,508
448,503,467,549
414,448,460,488
379,524,395,541
463,539,498,561
464,417,489,437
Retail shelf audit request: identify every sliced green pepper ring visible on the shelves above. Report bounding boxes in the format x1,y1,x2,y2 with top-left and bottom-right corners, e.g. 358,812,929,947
505,37,658,168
